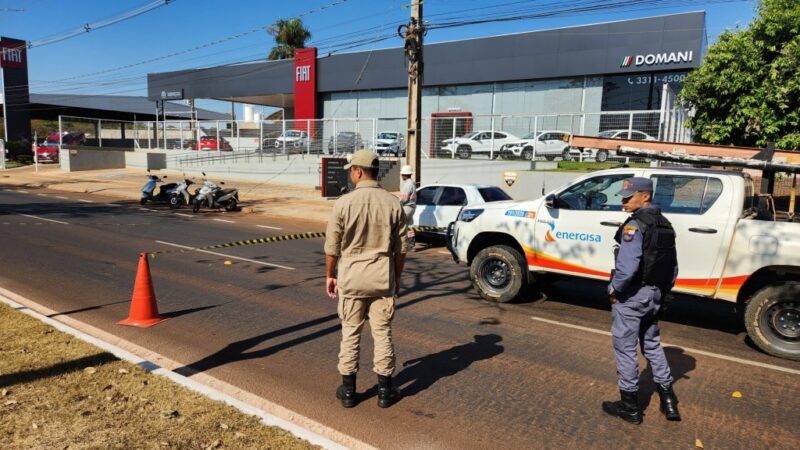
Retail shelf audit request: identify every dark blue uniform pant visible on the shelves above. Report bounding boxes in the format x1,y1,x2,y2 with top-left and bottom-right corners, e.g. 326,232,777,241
611,285,673,392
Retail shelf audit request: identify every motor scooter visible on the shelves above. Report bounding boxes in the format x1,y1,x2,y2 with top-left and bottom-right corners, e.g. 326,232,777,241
192,173,240,213
141,173,177,205
168,177,195,209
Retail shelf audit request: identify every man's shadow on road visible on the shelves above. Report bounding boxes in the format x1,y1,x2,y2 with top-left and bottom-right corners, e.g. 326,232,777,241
639,346,696,411
361,334,504,402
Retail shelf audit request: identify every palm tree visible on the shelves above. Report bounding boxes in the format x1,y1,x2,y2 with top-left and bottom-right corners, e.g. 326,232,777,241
267,18,312,60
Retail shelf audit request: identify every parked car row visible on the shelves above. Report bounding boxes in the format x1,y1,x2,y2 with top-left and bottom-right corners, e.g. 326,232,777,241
162,128,657,160
258,130,406,156
439,129,657,161
168,136,233,151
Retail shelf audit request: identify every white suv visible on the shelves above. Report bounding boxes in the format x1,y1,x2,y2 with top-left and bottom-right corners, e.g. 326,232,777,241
375,131,405,156
441,131,519,159
502,131,572,161
274,130,309,149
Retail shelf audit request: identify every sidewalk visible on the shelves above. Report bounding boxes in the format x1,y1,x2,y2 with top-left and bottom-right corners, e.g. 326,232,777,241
1,165,335,223
0,292,345,450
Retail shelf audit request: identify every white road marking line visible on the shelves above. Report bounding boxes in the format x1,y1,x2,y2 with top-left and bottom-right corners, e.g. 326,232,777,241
437,250,451,255
78,199,94,203
213,218,235,223
139,208,158,212
56,196,69,200
155,240,295,271
16,189,28,194
37,193,49,197
257,225,282,230
105,203,122,207
530,316,800,376
2,188,13,192
18,213,68,225
175,213,193,218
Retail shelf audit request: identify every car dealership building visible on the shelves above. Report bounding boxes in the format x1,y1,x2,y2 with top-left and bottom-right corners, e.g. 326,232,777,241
147,11,706,153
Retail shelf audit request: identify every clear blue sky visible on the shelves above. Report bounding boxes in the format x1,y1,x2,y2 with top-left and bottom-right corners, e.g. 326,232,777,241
0,0,758,114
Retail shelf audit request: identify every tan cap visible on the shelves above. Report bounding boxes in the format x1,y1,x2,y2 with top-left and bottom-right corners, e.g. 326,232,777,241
400,164,414,175
344,149,379,170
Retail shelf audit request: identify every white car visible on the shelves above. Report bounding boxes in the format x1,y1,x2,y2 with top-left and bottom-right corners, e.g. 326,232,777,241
274,130,309,149
441,131,519,159
413,184,513,235
502,131,572,161
375,131,405,156
571,129,657,162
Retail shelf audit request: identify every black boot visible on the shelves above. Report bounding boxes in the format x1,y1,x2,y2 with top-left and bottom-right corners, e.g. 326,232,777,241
656,383,681,421
377,375,401,408
336,374,356,408
602,390,642,424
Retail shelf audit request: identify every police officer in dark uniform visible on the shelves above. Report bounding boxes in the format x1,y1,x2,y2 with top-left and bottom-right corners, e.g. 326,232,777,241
603,177,681,424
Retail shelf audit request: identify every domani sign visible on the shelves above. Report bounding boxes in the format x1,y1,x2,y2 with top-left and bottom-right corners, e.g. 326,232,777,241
620,51,693,68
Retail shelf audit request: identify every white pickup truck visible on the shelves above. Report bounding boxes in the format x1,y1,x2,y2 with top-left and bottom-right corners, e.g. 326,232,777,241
447,167,800,360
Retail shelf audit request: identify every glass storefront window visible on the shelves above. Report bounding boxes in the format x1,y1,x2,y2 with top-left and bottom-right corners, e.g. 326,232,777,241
601,71,689,111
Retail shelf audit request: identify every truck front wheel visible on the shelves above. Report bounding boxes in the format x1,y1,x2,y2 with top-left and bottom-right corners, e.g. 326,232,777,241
744,282,800,361
470,245,529,303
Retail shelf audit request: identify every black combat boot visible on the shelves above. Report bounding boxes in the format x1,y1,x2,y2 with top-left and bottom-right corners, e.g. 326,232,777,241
602,390,642,424
336,374,356,408
377,375,401,408
656,383,681,421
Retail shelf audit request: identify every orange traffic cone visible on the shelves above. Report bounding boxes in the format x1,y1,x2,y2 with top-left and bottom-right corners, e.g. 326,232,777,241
118,252,165,328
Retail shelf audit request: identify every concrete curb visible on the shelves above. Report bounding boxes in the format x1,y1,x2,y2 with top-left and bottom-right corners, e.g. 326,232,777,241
0,287,377,450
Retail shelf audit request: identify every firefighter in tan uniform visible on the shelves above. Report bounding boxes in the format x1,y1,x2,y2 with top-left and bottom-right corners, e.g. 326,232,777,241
324,150,408,408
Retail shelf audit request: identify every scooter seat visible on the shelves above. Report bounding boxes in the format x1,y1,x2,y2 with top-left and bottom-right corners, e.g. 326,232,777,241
219,188,237,195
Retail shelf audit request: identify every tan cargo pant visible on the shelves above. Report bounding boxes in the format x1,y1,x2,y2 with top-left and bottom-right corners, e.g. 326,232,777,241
337,295,396,376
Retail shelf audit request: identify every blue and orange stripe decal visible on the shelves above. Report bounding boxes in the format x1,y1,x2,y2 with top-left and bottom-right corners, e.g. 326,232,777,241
523,246,748,298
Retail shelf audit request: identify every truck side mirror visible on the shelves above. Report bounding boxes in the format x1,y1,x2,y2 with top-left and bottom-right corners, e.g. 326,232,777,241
545,194,557,209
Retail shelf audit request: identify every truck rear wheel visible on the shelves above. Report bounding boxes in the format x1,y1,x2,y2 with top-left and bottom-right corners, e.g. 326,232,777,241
470,245,529,303
744,282,800,361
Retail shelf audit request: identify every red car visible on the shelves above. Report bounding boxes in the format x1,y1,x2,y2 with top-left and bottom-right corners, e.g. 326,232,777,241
193,136,232,151
35,132,85,163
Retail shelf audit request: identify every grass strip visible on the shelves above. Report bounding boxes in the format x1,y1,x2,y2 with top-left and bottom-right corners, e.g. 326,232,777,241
532,161,651,172
0,303,316,450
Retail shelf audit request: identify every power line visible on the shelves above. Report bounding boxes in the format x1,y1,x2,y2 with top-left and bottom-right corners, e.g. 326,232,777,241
27,0,177,49
18,1,393,97
24,0,355,89
426,0,746,30
7,0,737,104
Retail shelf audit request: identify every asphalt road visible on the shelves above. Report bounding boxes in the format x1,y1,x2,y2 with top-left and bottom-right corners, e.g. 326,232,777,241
1,185,798,449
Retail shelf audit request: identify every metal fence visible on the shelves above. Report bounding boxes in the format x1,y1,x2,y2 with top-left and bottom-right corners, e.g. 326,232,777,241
58,108,690,164
420,110,685,161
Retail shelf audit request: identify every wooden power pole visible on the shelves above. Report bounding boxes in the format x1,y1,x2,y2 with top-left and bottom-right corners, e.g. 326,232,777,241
402,1,424,184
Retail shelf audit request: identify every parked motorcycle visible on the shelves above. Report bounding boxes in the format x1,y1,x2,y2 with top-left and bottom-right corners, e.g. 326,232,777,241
140,173,177,205
192,174,240,213
168,177,195,209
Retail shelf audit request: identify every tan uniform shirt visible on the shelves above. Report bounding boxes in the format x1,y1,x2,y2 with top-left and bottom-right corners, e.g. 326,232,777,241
325,180,408,298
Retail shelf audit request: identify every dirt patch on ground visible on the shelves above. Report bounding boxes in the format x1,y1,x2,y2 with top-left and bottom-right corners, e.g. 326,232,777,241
0,303,316,450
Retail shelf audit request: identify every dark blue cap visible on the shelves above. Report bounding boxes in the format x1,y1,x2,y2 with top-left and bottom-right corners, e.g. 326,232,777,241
616,177,653,198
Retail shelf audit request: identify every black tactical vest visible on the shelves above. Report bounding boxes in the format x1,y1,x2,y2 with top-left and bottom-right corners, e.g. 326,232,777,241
615,207,678,291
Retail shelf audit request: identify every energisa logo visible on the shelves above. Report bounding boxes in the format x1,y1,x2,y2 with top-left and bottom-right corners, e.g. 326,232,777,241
620,51,693,68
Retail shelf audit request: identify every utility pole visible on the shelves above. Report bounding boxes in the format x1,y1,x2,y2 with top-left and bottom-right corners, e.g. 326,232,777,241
402,1,424,184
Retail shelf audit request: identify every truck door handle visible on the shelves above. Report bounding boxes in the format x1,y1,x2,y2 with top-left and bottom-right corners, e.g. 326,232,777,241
689,227,717,234
600,221,622,227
